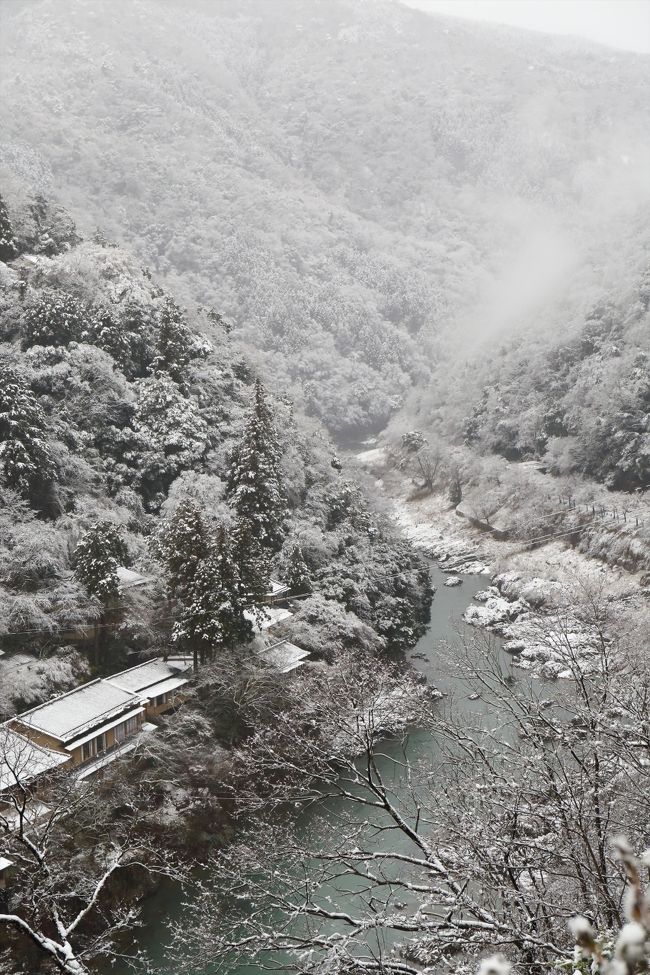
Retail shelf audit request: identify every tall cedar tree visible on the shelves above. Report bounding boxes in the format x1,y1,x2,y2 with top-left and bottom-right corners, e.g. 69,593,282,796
150,297,193,384
73,522,127,601
0,365,57,512
227,379,287,551
0,194,18,262
73,522,128,665
282,543,312,596
153,499,212,599
172,525,253,670
231,515,271,607
83,308,132,371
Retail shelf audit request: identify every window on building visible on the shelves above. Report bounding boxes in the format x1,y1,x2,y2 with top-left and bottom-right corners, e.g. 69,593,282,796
119,716,138,737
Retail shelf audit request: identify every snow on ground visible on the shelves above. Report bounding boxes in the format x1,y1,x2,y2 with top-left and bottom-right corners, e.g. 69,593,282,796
391,497,491,573
461,589,603,679
354,444,647,680
354,446,388,466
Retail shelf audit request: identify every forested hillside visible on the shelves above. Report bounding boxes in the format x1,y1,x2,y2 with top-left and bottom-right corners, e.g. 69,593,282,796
1,5,649,972
0,192,430,716
1,0,648,438
403,213,650,492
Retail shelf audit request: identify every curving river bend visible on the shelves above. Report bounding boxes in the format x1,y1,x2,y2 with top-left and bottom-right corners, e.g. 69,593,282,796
111,561,541,974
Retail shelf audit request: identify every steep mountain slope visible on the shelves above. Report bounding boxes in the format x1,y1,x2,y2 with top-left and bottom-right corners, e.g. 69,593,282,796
1,0,648,435
402,209,650,492
0,193,431,716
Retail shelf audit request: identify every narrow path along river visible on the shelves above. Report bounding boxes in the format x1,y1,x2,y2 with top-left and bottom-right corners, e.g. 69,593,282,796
113,562,542,974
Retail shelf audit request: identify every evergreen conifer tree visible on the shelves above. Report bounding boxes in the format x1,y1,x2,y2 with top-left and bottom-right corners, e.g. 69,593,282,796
73,522,127,601
150,297,192,384
73,522,128,665
231,515,271,607
282,543,312,596
172,525,253,670
227,379,287,551
153,499,212,599
83,308,132,370
0,366,56,509
448,469,463,507
0,194,18,262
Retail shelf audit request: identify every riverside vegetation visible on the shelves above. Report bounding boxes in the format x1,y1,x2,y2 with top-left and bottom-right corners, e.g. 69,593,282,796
0,0,648,971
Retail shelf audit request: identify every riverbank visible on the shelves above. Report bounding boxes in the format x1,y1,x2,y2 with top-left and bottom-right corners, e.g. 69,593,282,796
106,563,513,975
103,445,647,974
354,444,649,680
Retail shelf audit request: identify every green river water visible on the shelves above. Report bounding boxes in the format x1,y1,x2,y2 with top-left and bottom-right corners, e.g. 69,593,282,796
112,562,533,974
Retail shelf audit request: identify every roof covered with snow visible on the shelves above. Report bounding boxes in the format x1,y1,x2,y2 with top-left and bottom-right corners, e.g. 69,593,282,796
140,675,188,697
266,579,290,598
165,655,193,671
116,566,155,589
15,680,142,744
0,724,70,792
105,658,189,695
258,640,311,674
245,606,293,632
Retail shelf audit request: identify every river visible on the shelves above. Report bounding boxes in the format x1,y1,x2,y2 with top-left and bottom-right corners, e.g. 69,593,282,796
111,561,535,974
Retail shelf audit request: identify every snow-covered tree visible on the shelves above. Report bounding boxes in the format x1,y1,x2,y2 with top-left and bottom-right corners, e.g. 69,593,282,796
448,467,463,506
0,365,56,510
22,288,86,348
72,521,127,602
0,193,18,262
118,298,158,378
72,521,127,664
281,542,312,596
153,498,213,599
82,307,132,370
0,728,182,974
227,379,287,551
27,193,80,256
150,296,193,384
132,375,209,507
231,515,271,607
172,525,254,669
207,308,232,335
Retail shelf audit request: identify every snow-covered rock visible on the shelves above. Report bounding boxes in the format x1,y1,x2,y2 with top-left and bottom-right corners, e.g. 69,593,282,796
503,640,526,655
463,596,528,631
540,660,565,680
474,586,499,603
444,576,462,587
457,560,490,575
493,571,562,608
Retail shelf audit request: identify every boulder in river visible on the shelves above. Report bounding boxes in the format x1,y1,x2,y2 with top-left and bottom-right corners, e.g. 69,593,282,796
474,586,499,603
540,660,565,680
503,640,526,655
444,576,462,587
463,596,528,631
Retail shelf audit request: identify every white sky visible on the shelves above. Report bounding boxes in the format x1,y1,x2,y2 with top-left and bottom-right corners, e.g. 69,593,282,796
399,0,650,53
